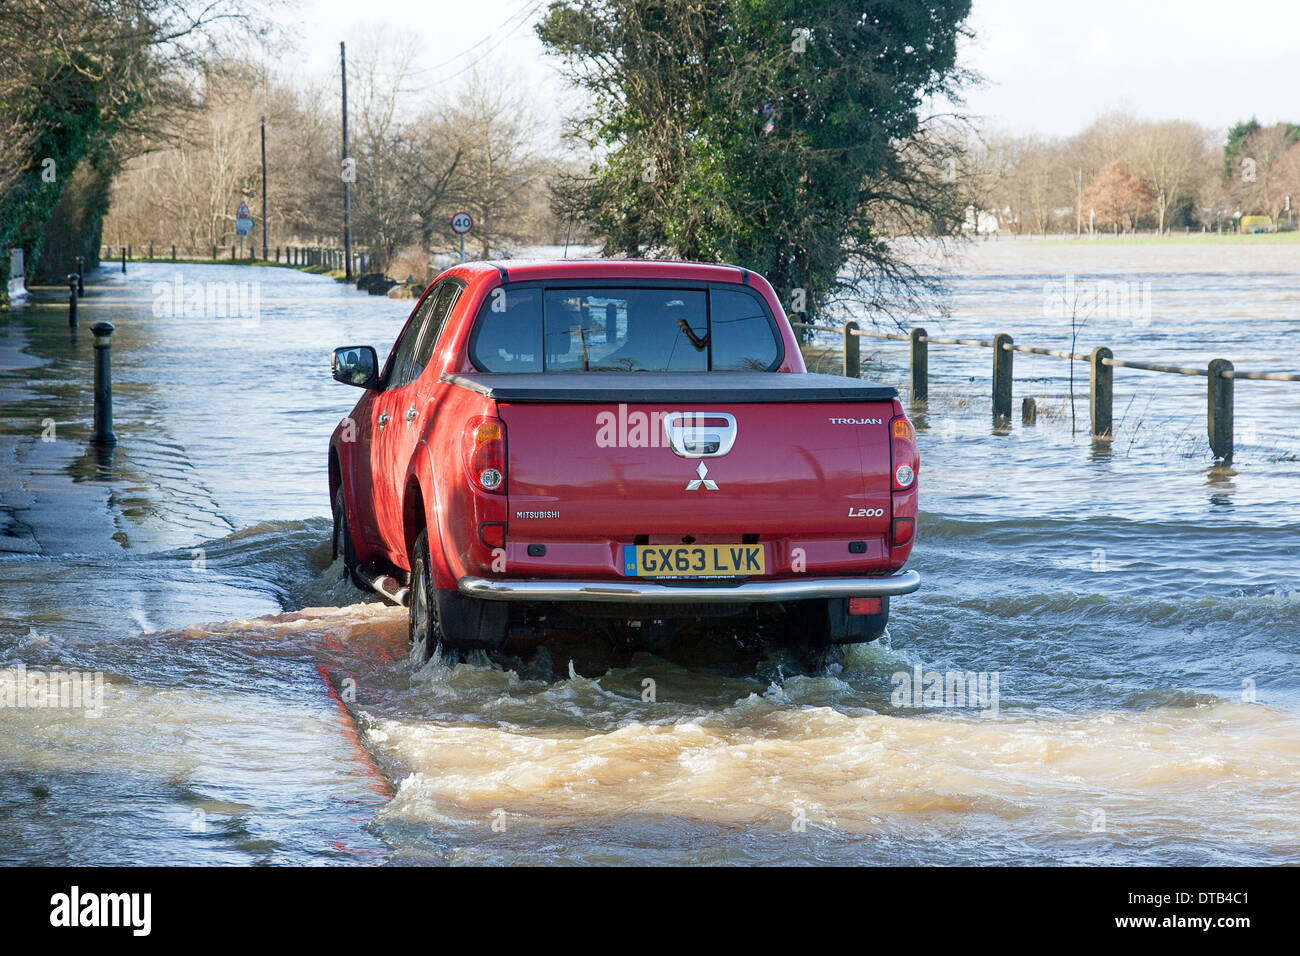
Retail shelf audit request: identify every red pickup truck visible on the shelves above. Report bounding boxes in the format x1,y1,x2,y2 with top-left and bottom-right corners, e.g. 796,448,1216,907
328,259,919,659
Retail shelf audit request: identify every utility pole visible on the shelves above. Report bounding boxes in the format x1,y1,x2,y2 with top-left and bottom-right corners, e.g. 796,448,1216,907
260,116,268,260
341,41,354,281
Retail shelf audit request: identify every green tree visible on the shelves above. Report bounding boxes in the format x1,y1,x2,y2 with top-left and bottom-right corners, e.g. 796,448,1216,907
538,0,972,325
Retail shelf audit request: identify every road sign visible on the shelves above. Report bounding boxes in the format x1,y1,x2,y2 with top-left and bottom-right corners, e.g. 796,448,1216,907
235,201,254,237
451,212,473,235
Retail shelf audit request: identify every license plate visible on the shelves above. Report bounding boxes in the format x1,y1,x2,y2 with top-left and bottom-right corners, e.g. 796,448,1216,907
622,544,764,578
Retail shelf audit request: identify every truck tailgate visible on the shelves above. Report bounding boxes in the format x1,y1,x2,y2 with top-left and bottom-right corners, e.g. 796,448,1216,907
455,373,898,540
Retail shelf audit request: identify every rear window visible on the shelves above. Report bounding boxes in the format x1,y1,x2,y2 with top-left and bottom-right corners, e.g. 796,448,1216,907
469,284,781,373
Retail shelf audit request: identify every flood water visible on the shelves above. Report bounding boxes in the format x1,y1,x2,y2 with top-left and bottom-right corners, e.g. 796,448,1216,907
1,241,1297,865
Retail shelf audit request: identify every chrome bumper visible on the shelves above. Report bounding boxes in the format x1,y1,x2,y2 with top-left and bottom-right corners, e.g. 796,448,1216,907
457,571,920,604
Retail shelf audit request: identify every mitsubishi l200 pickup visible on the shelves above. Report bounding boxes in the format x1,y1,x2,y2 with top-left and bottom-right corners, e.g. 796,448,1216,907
329,259,919,658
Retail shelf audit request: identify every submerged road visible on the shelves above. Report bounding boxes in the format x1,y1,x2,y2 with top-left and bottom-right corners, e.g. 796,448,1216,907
0,254,1298,865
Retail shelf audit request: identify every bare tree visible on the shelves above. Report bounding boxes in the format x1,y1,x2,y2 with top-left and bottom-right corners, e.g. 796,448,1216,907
445,68,547,258
104,59,336,248
1130,121,1212,234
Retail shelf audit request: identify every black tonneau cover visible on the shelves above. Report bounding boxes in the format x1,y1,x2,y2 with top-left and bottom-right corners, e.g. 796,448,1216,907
441,371,897,403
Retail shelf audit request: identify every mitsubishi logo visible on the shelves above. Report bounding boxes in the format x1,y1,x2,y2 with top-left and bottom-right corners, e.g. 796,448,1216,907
686,461,718,491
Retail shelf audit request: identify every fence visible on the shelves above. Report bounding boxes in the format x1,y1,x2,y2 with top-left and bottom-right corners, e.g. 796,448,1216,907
99,244,373,273
792,320,1300,464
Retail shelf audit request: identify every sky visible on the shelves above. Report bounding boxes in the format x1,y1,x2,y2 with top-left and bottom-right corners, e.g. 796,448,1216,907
278,0,1300,142
957,0,1300,136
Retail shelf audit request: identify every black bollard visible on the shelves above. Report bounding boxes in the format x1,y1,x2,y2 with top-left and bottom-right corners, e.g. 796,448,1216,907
67,274,78,327
90,322,117,445
76,257,84,296
121,247,126,274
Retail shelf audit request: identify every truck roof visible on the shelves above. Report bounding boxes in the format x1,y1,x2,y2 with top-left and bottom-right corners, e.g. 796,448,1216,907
449,258,758,286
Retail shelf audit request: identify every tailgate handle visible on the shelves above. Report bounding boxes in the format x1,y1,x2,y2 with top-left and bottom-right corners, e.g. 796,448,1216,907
663,411,737,458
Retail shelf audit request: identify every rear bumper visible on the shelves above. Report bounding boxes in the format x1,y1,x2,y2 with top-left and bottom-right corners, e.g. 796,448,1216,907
457,570,920,604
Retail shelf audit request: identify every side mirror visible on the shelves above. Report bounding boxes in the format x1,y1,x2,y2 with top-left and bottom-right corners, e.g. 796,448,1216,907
332,346,379,389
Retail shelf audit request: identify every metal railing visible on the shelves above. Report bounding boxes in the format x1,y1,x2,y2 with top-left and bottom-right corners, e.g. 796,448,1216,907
99,244,372,273
791,320,1300,463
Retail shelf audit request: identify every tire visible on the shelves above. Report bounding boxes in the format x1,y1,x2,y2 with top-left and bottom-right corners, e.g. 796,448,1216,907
332,486,365,590
409,530,438,662
409,529,508,661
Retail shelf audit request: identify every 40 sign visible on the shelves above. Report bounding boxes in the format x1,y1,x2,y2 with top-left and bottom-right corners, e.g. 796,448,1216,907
450,212,473,235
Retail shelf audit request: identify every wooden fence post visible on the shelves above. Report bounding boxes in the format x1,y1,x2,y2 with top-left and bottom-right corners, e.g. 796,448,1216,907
992,333,1014,418
910,327,928,401
1208,359,1234,462
1090,346,1113,439
843,321,860,378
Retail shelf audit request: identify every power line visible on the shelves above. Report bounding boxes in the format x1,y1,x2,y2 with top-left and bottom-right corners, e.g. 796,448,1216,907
407,0,543,76
406,0,547,89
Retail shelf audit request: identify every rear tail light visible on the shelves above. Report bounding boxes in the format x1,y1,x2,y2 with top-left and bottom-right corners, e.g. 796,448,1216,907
889,413,919,552
465,416,506,494
849,597,883,616
890,415,919,492
891,518,914,546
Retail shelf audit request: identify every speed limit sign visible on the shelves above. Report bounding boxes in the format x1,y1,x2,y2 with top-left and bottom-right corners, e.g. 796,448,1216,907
451,212,473,234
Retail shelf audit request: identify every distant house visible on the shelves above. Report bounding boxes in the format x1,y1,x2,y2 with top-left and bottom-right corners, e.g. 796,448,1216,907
963,206,1000,235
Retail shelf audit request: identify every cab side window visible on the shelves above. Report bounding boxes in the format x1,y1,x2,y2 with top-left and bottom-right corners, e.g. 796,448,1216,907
407,281,462,383
383,294,436,388
385,280,464,388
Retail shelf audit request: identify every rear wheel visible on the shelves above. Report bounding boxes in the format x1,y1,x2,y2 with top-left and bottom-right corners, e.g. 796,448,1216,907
408,529,510,662
409,530,438,662
332,487,365,589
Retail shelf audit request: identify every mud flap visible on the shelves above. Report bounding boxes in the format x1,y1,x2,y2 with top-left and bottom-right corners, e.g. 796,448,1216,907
821,596,890,644
435,588,509,650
